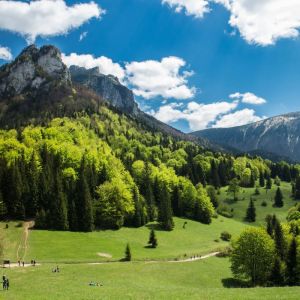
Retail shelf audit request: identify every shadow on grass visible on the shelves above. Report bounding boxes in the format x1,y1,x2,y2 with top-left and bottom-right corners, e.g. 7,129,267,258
222,278,250,288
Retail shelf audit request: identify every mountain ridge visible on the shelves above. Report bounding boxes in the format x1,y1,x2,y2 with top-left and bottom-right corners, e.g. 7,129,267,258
192,112,300,162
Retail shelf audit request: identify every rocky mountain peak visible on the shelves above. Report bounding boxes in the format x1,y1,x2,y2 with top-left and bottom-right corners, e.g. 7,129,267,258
69,65,139,116
0,44,71,99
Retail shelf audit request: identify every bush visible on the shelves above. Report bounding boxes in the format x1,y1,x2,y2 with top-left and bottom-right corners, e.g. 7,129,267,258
217,204,234,218
261,201,267,207
216,246,232,257
220,231,232,241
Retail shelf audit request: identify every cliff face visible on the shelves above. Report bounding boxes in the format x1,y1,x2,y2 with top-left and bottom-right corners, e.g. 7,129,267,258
0,45,71,99
192,112,300,162
70,65,139,116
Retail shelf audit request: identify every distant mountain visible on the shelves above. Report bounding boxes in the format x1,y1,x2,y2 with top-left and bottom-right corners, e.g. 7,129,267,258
192,112,300,162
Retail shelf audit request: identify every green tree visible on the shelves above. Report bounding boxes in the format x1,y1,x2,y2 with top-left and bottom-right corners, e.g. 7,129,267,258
206,186,219,208
294,176,300,200
124,243,132,261
270,257,284,286
274,222,286,260
259,171,265,187
231,228,275,286
274,187,284,208
266,175,272,192
227,178,240,201
148,229,158,248
245,198,256,223
286,238,298,286
158,184,174,231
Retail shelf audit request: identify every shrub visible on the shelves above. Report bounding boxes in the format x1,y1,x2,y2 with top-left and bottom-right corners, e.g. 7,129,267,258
261,201,267,207
217,246,232,257
217,204,234,218
220,231,232,241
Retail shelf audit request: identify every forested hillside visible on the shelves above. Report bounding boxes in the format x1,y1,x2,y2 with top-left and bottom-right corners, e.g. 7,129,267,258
1,45,300,233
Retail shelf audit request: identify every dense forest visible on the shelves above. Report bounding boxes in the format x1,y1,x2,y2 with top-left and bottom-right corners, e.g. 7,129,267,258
0,102,300,232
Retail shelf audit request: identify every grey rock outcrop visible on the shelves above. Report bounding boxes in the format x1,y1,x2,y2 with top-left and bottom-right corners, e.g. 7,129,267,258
70,65,139,115
0,45,71,99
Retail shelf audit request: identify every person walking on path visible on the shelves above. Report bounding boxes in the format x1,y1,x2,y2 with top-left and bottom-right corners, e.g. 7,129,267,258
2,275,6,290
6,278,9,290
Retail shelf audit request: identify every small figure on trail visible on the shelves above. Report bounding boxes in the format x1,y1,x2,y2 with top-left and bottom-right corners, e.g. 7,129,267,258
33,260,36,266
56,266,60,273
6,278,9,290
183,221,188,229
2,275,6,290
22,261,25,267
18,260,20,266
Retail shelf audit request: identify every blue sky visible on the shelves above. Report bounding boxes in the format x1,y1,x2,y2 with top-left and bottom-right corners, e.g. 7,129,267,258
1,0,300,132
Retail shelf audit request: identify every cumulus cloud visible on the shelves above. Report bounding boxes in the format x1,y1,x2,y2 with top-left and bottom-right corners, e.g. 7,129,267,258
62,53,195,99
163,0,300,46
0,0,103,43
162,0,210,18
151,100,239,131
0,46,12,61
229,92,267,105
125,57,195,100
213,108,265,128
62,53,126,81
223,0,300,46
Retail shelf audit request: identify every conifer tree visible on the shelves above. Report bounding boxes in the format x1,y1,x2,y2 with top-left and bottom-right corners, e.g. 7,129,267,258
250,172,255,188
270,257,284,286
148,229,158,248
294,176,300,200
265,214,274,236
286,238,298,286
210,160,220,188
274,222,286,260
274,187,284,208
158,185,174,231
259,171,265,187
266,175,272,192
125,243,132,261
245,198,256,222
77,157,94,232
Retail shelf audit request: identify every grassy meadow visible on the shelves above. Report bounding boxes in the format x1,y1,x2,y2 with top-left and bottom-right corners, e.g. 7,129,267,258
0,180,299,299
218,181,296,226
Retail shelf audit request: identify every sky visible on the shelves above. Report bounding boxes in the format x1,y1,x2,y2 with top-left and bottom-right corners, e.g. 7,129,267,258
1,0,300,133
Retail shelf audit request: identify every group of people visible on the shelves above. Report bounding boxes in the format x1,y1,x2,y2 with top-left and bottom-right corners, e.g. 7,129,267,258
2,275,9,291
52,266,60,273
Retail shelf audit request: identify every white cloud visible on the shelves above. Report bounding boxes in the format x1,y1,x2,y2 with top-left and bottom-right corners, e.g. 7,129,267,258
162,0,210,18
0,0,103,43
125,57,195,100
229,92,267,105
0,46,12,61
151,100,239,130
62,53,126,81
79,31,88,42
163,0,300,46
213,108,265,128
222,0,300,46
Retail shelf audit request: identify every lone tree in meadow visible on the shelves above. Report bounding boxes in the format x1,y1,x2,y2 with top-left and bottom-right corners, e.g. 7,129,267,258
124,243,132,261
245,198,256,222
231,228,275,286
274,187,284,208
148,229,158,248
227,178,240,201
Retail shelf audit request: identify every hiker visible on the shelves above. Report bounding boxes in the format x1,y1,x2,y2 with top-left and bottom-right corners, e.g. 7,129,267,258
56,266,60,273
2,275,6,290
22,261,25,267
6,278,9,290
33,260,36,266
18,260,20,267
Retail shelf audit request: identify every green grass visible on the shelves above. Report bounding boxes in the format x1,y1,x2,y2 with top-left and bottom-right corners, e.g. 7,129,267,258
218,181,297,226
2,258,299,300
23,217,247,263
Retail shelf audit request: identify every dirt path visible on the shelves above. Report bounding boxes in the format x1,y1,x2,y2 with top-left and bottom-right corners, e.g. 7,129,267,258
88,252,220,265
16,221,35,262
